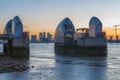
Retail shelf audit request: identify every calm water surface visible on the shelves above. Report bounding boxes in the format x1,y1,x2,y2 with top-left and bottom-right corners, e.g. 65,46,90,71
0,43,120,80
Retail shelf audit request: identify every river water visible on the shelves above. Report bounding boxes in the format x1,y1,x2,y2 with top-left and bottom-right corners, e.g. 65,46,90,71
0,43,120,80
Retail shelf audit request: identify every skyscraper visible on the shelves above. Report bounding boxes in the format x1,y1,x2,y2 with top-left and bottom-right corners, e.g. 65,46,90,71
31,35,37,43
38,32,53,43
43,32,46,39
39,32,43,42
47,32,52,42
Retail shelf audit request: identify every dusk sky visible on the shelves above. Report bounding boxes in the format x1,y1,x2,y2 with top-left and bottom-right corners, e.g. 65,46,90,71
1,0,120,37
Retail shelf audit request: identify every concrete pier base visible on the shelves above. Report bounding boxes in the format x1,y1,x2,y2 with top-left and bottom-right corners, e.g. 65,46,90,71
3,40,13,56
55,43,107,57
0,32,30,58
12,37,29,58
11,47,29,58
75,46,107,56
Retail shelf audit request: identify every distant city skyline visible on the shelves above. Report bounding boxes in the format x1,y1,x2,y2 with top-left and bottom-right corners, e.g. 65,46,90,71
1,0,120,38
31,31,53,43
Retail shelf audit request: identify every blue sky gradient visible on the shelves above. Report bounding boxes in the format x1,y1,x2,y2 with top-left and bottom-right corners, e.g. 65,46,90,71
0,0,120,35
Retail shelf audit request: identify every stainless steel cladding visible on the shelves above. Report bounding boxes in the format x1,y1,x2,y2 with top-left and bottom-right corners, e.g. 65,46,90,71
13,16,23,38
4,19,12,34
55,17,75,43
89,16,102,37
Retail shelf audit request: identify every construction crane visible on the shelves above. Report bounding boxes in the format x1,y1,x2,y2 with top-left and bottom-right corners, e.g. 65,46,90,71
113,24,120,40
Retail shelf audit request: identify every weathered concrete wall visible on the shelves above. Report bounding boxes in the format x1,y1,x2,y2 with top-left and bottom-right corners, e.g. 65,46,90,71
55,42,107,56
77,38,107,47
12,46,29,58
12,36,29,58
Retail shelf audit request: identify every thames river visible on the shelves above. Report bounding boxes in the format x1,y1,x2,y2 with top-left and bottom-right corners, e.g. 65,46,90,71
0,43,120,80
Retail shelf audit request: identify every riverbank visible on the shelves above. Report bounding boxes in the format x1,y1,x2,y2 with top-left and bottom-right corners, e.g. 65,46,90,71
0,56,29,73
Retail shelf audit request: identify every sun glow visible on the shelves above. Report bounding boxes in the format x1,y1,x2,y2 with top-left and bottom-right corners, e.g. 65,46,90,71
103,27,120,40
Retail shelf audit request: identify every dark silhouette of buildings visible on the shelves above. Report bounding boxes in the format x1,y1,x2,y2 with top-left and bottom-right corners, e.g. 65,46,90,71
30,32,53,43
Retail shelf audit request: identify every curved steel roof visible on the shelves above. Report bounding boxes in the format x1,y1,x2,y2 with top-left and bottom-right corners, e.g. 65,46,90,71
55,17,75,42
89,16,102,26
4,19,12,34
13,16,23,38
89,16,102,37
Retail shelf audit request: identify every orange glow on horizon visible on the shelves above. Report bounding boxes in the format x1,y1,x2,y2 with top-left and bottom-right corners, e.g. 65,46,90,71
28,27,120,40
103,27,120,40
24,27,55,40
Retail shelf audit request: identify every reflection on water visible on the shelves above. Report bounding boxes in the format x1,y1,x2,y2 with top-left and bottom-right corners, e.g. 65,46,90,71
55,55,107,80
0,43,120,80
0,71,29,80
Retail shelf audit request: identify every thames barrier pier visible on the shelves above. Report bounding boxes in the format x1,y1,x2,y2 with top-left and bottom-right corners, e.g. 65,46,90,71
55,17,107,56
0,16,29,58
